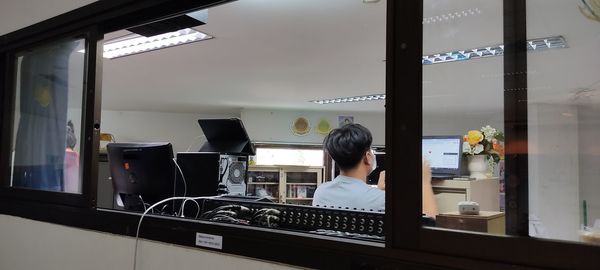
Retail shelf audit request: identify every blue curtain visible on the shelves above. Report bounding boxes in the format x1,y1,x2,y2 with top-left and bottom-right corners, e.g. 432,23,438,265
12,41,79,192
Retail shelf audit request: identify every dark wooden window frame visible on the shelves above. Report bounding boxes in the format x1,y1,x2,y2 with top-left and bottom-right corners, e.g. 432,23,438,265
0,27,101,207
0,0,598,269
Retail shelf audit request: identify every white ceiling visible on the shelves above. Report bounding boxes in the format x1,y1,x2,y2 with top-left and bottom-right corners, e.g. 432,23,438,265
425,0,600,116
0,0,96,36
2,0,600,115
101,0,387,113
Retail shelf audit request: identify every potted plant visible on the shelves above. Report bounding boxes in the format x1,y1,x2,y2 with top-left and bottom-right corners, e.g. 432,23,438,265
462,125,504,179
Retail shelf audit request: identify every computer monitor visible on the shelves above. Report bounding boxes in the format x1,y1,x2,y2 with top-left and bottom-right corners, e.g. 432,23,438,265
175,152,220,197
198,118,255,155
422,136,462,177
107,142,175,211
367,151,385,185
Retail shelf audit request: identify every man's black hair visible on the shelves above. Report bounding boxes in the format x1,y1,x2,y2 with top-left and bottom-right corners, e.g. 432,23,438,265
323,123,372,170
66,120,77,149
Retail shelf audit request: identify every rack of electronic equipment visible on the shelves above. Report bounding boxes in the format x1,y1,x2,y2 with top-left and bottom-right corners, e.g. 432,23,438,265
194,196,387,241
185,196,435,241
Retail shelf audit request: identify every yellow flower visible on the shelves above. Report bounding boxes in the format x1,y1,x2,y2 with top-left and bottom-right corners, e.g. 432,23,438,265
467,130,484,145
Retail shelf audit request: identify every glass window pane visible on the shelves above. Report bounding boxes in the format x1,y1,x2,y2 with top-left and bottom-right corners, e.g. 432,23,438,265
527,0,600,245
423,0,506,235
97,0,386,243
10,38,86,194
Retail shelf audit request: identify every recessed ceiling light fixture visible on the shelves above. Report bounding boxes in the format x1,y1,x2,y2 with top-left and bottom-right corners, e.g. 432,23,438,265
312,36,566,105
423,8,481,24
310,94,385,105
102,28,213,59
422,36,566,65
79,28,213,58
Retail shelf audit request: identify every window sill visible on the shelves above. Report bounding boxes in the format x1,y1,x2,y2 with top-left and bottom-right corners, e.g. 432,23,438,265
0,197,529,270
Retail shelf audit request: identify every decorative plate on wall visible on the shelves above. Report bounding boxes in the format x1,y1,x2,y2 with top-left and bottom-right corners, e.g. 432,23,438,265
291,117,311,136
316,118,332,135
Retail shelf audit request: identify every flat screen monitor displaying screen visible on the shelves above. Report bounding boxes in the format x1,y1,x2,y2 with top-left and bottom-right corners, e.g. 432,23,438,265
422,136,462,176
107,142,175,211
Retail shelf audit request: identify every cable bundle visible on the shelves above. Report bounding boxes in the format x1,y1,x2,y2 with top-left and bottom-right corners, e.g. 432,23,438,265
250,208,280,228
200,205,251,225
199,204,280,228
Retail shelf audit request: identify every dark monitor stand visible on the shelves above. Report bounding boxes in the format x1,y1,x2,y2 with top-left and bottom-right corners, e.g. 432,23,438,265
107,142,175,212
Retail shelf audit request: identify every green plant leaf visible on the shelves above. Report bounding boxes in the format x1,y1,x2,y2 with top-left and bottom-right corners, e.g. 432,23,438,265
495,132,505,141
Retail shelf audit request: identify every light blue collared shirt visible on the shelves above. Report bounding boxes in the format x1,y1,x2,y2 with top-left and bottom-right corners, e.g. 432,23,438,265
312,175,385,212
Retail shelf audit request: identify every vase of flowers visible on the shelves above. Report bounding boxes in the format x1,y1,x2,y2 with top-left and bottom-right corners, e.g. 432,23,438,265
467,155,488,179
463,125,504,179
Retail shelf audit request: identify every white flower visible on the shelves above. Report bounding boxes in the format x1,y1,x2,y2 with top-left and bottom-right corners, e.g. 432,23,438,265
462,142,473,154
473,144,484,154
481,125,497,141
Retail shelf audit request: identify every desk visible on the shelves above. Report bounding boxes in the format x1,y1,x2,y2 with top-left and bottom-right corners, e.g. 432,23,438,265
436,211,505,234
431,178,499,213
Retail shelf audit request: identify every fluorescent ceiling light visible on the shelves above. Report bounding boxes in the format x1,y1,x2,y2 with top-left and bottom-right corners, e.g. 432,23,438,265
312,36,566,105
422,36,567,65
80,28,213,59
423,8,481,24
310,94,385,105
104,28,212,59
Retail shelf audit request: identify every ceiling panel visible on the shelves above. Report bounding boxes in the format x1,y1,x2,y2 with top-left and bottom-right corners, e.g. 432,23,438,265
2,0,599,115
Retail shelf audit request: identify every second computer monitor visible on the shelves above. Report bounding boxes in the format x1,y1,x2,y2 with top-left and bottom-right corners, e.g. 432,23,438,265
422,136,462,177
107,142,175,211
175,152,221,197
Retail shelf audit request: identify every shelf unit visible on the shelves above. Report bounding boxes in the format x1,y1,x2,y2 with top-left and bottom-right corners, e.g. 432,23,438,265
247,182,279,185
247,165,324,205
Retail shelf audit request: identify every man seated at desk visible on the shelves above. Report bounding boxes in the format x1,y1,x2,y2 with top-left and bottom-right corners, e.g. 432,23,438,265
312,124,438,217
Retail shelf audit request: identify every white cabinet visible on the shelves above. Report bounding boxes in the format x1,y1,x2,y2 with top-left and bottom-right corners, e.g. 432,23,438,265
247,165,324,205
431,178,500,213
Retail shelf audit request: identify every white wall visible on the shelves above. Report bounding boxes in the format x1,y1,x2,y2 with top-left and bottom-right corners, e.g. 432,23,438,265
0,214,301,270
424,112,503,136
242,109,502,146
528,103,580,241
241,108,386,145
100,110,239,153
577,105,600,227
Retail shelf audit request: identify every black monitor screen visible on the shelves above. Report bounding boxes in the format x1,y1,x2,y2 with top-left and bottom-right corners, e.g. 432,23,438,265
107,142,175,211
367,153,385,185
